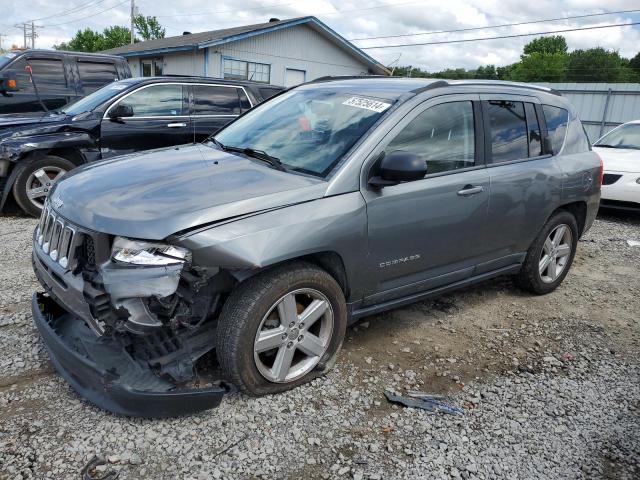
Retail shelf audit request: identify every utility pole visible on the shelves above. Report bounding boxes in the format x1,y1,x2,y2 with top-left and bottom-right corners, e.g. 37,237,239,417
0,33,7,52
130,0,135,44
14,22,39,49
30,21,35,49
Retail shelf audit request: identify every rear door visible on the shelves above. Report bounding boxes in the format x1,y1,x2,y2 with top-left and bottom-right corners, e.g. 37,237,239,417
100,83,191,158
189,84,252,141
76,58,119,95
480,95,563,272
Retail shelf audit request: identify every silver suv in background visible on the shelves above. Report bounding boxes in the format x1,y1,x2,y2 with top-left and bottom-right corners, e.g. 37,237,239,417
31,77,601,417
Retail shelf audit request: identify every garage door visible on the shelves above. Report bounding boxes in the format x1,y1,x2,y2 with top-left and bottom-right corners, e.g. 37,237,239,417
285,69,306,87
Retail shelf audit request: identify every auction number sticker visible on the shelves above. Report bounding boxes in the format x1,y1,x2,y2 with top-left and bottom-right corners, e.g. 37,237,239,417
342,96,391,112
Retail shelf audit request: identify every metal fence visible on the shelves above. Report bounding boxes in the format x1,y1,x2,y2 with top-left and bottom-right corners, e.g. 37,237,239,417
535,83,640,143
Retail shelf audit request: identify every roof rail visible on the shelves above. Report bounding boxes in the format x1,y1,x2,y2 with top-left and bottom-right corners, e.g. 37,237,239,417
447,80,563,96
309,75,393,83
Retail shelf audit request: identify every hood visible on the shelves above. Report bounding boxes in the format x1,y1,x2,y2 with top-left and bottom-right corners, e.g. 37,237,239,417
50,143,327,239
593,146,640,173
0,112,67,129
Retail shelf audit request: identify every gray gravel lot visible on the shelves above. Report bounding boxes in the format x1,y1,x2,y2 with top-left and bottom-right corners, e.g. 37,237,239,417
1,212,639,480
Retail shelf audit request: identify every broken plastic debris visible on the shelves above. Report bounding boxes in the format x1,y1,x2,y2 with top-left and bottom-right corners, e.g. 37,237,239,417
81,456,119,480
384,390,464,415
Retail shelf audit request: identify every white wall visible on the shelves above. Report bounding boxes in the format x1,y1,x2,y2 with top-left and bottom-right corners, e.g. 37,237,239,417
128,50,206,78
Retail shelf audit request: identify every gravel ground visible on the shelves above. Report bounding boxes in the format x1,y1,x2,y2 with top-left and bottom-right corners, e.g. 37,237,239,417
1,211,639,480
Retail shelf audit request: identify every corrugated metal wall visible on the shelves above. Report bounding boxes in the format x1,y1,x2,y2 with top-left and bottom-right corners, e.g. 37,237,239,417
536,83,640,142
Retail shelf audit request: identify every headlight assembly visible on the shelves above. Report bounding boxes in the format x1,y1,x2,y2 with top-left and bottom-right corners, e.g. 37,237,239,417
111,237,191,266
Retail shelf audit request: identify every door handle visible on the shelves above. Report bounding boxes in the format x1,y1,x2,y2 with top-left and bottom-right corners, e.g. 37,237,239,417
167,122,187,128
457,185,484,196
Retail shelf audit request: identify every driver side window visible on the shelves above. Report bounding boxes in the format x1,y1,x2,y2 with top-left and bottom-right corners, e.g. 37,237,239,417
385,101,475,175
118,84,184,117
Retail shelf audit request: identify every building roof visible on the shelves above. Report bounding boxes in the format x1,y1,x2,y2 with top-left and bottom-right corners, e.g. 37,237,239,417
101,16,389,75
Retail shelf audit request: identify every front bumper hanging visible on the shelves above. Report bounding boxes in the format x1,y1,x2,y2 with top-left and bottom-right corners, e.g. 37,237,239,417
32,292,226,418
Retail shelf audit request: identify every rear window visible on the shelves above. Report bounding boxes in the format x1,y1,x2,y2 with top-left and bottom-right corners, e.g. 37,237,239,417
193,85,240,115
259,87,281,100
78,61,118,93
543,105,569,154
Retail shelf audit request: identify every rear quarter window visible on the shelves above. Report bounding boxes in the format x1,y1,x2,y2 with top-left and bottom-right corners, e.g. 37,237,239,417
259,87,281,100
543,105,569,154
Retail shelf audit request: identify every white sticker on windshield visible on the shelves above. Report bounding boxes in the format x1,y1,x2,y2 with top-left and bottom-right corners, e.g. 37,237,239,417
342,96,391,113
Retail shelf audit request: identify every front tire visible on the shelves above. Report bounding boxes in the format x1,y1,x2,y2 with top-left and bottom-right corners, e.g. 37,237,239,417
12,156,75,217
216,262,347,396
517,210,579,295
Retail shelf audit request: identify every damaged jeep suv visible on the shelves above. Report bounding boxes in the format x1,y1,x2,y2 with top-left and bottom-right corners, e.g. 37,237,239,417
32,77,601,417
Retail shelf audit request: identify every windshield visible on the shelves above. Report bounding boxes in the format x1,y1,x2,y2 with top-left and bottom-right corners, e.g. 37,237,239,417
61,80,136,115
214,88,394,177
594,123,640,150
0,52,19,70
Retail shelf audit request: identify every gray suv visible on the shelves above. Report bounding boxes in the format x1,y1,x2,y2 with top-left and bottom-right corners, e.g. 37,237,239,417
31,77,601,417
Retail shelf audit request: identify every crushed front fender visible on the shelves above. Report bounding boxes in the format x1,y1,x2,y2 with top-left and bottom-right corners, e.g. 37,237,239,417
32,292,226,418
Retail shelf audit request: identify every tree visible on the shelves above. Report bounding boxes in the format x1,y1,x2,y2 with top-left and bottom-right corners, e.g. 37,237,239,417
475,65,497,79
135,15,165,40
630,52,640,75
55,28,105,52
101,26,132,50
523,35,568,56
509,52,567,82
566,48,632,82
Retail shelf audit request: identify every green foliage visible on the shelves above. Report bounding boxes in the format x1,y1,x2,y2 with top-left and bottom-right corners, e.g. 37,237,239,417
523,36,567,55
54,12,165,52
134,15,165,41
394,36,640,83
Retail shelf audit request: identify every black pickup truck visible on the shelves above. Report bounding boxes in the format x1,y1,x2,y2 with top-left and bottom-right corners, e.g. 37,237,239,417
0,76,283,216
0,49,131,114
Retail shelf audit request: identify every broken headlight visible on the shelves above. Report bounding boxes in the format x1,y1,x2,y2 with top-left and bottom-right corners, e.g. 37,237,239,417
111,237,191,266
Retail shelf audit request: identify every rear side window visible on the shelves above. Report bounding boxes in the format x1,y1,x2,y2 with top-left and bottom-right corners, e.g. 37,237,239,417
193,85,240,115
78,61,118,93
238,89,252,111
486,101,528,162
524,103,543,157
12,57,66,92
385,101,475,175
119,84,184,117
543,105,569,154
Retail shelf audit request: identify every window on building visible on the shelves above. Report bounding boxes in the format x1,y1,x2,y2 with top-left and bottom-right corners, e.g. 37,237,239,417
118,84,184,117
141,58,163,77
223,59,270,83
385,101,475,175
525,103,543,157
543,105,569,155
78,61,118,93
12,57,67,93
487,100,528,162
193,85,241,115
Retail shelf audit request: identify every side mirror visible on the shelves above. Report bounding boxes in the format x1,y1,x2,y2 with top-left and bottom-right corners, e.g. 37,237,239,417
108,103,134,120
0,70,19,93
543,136,554,156
369,150,427,188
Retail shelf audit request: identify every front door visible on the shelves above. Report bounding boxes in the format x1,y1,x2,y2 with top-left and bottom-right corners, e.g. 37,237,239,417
100,83,191,158
362,96,491,305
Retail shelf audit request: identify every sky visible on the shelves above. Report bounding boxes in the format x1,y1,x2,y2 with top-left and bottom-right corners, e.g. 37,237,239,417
2,0,640,71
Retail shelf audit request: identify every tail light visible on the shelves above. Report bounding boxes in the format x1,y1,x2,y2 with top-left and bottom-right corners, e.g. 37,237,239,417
595,152,604,187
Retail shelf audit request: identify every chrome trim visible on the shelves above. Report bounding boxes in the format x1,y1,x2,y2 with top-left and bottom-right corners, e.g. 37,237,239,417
103,82,254,119
36,204,79,271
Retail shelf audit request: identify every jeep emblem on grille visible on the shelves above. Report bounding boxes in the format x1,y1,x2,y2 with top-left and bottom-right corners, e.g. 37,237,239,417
52,197,64,209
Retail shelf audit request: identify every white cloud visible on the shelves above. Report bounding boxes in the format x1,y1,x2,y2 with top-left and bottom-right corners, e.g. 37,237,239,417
2,0,639,70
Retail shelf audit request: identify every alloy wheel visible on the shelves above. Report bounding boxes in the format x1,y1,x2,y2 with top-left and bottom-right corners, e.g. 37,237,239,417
253,288,334,383
538,224,573,283
25,166,67,210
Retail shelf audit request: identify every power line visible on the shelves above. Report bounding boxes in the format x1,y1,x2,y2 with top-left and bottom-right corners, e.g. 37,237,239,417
28,0,110,22
40,0,130,27
360,21,640,49
349,9,640,41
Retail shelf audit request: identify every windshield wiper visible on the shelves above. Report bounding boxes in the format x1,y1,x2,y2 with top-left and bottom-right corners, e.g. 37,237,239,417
223,144,287,171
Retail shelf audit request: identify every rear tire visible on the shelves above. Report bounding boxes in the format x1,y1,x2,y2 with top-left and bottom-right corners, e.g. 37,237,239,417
517,210,578,295
12,156,75,217
216,262,347,396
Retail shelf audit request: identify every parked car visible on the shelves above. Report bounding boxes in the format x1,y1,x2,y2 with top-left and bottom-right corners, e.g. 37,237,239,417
592,120,640,211
0,49,131,115
0,76,283,216
31,77,600,417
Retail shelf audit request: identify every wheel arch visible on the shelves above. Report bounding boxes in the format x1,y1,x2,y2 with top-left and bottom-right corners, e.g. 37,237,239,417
555,201,587,236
